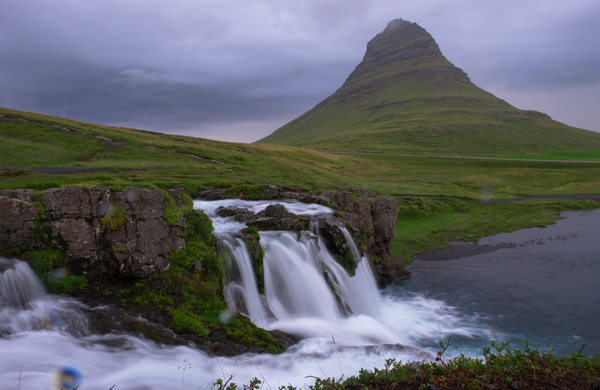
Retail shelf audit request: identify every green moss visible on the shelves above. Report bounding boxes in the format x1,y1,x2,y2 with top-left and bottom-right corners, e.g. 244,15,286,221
101,206,128,231
231,184,271,200
112,247,126,253
130,323,165,343
49,275,88,294
163,191,194,226
24,250,87,294
2,247,21,256
170,309,210,337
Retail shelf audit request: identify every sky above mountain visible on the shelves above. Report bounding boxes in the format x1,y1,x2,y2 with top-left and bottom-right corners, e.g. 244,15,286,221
1,0,599,142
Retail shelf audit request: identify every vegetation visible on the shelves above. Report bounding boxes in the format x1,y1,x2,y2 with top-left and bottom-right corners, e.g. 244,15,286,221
3,108,600,199
2,106,600,373
391,197,600,264
25,249,88,294
217,340,600,390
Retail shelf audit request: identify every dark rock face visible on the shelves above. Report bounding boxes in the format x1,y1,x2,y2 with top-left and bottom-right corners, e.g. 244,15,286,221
318,187,410,285
247,204,310,231
217,206,256,222
0,186,185,279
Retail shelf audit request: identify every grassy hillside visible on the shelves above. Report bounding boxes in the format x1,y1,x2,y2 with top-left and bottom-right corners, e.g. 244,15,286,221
258,19,600,157
2,107,600,198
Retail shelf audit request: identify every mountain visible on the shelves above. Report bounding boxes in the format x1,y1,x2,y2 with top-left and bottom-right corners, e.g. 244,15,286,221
258,19,600,157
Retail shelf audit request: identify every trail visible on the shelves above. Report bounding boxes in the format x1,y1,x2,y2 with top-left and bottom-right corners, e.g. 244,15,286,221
392,193,600,203
330,151,600,164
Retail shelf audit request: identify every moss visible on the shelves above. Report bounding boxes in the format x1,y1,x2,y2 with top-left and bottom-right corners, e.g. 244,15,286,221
112,247,126,253
101,206,128,231
241,226,265,294
170,309,210,337
131,323,165,343
2,247,21,256
24,250,87,294
49,275,88,294
339,249,356,277
163,191,194,227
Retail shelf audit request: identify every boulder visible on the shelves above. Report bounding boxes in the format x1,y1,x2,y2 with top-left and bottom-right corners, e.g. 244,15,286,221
247,204,309,231
217,206,256,222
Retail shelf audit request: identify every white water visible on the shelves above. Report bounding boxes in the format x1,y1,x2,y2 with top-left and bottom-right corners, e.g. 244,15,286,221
0,199,487,390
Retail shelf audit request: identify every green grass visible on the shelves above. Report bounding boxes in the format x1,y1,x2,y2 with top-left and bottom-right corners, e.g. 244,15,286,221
0,119,106,166
3,107,600,200
391,197,600,263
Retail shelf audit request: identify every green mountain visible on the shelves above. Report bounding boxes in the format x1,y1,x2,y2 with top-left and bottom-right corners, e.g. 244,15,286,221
258,19,600,157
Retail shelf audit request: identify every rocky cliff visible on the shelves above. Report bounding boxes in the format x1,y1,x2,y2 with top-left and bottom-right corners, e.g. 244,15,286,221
0,186,186,280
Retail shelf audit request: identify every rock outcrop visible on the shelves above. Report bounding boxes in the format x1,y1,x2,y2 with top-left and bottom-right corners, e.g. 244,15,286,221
246,204,310,231
318,187,410,285
0,186,186,279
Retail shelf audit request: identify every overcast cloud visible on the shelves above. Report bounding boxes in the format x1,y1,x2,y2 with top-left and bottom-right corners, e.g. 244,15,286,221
1,0,599,142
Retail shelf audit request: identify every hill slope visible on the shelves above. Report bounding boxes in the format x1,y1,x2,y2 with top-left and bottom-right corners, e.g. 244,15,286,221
258,19,600,156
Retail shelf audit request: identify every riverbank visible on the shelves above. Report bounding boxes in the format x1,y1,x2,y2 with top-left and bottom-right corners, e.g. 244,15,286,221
390,197,599,264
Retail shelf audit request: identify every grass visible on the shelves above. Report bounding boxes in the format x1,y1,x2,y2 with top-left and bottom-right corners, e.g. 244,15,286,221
3,107,600,199
390,197,600,263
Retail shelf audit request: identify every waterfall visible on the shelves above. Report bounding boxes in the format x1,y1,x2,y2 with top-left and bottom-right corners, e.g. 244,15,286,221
220,237,270,327
0,257,47,310
196,199,385,342
0,257,90,337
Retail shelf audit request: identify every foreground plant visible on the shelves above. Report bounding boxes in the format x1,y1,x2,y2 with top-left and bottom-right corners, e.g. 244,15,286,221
218,339,600,390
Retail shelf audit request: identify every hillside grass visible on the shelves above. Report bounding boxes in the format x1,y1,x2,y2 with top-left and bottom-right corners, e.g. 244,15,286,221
390,197,600,263
3,107,600,198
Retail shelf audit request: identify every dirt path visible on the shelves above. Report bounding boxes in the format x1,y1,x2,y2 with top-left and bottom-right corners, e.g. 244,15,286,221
331,151,600,164
392,193,600,203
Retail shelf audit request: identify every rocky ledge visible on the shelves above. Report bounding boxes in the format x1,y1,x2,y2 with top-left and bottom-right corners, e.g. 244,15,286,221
0,186,186,280
201,185,411,285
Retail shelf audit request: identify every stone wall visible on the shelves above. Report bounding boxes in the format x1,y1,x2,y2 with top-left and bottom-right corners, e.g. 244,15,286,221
0,186,186,280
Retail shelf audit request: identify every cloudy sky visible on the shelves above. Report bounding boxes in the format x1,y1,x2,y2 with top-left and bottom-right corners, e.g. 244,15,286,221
1,0,599,142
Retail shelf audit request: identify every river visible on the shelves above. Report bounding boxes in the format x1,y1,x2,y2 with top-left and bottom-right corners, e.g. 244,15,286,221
0,202,597,389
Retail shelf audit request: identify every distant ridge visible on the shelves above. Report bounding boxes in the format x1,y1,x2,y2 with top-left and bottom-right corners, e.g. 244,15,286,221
258,19,600,156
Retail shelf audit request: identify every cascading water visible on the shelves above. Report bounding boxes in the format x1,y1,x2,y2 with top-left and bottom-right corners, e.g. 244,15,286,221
0,257,46,310
196,199,483,347
0,257,91,338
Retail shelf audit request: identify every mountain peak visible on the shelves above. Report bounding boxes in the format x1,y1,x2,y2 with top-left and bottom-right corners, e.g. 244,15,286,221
344,19,469,87
258,19,600,157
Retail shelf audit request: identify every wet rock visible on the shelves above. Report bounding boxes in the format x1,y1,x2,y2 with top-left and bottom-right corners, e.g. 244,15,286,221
319,215,356,275
256,204,287,218
198,188,227,200
320,187,408,284
217,206,256,222
247,204,310,231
